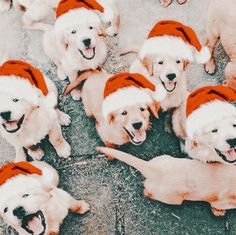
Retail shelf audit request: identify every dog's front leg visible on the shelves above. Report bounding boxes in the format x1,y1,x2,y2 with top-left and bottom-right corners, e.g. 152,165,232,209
68,194,90,215
48,121,71,158
15,146,26,162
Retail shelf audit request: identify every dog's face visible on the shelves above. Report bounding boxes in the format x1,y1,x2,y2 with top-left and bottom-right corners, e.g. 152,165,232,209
0,188,51,235
108,105,152,145
0,94,33,134
194,117,236,164
142,54,188,93
62,24,103,61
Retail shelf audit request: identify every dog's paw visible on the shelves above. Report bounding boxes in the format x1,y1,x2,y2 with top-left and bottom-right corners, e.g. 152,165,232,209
177,0,187,4
0,1,11,12
28,148,45,160
159,0,172,7
205,60,216,75
72,200,90,214
58,110,71,126
144,189,154,199
56,141,71,158
71,89,81,101
211,208,226,217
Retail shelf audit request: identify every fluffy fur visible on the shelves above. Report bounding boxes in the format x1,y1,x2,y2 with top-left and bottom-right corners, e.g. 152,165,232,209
0,0,59,31
159,0,188,8
0,74,71,162
81,70,160,147
98,147,236,217
0,161,90,235
205,0,236,91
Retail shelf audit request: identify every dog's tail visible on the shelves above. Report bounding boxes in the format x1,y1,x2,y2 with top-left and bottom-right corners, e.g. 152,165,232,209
119,45,140,56
96,147,154,178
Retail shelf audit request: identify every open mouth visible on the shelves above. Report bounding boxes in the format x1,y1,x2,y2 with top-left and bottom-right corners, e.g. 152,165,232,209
2,115,24,133
215,148,236,164
161,81,177,92
78,47,96,60
21,211,46,235
123,127,146,145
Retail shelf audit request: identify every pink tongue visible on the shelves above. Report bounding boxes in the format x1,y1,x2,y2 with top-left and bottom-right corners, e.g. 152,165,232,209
165,82,175,90
133,131,146,142
4,121,17,129
28,216,43,235
227,149,236,159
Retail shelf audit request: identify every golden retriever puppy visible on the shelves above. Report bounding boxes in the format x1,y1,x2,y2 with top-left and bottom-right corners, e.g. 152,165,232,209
97,147,236,216
0,0,59,31
185,85,236,164
81,71,164,147
43,0,119,100
0,60,71,162
130,20,210,111
205,0,236,91
159,0,188,8
0,161,90,234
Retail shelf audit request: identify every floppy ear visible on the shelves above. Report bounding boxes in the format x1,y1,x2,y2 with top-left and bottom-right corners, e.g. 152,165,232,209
183,60,190,71
142,56,153,76
107,113,115,124
56,32,68,52
148,102,160,119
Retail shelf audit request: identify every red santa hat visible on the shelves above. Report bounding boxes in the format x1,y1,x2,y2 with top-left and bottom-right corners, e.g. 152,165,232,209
55,0,102,33
0,60,55,107
186,85,236,139
140,20,210,64
102,73,166,119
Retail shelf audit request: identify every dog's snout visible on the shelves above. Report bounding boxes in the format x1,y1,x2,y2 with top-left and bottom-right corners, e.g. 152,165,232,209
13,206,26,219
132,122,143,130
0,111,11,121
166,73,176,81
83,38,91,47
226,138,236,148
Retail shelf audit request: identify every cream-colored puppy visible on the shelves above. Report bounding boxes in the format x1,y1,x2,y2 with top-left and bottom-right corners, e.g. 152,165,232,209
98,147,236,216
205,0,236,91
43,0,119,100
81,71,161,147
0,161,90,235
159,0,188,8
185,85,236,164
0,60,71,162
0,0,59,31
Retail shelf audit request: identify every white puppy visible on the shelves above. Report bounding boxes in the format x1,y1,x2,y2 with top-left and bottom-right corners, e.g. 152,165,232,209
80,71,162,147
43,0,119,100
205,0,236,91
185,85,236,164
0,0,59,31
97,147,236,216
0,161,90,235
0,60,71,162
159,0,188,8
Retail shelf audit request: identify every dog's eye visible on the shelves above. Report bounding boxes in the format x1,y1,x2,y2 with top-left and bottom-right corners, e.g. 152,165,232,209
176,60,181,64
89,26,93,30
23,194,29,198
3,207,8,213
158,61,164,65
71,30,76,34
121,111,127,115
140,107,145,112
212,129,218,133
233,124,236,128
13,98,19,102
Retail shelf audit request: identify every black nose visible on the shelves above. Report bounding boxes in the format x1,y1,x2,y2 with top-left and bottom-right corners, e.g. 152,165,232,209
13,207,26,220
132,122,143,130
83,38,91,47
166,73,176,81
226,138,236,148
0,111,11,121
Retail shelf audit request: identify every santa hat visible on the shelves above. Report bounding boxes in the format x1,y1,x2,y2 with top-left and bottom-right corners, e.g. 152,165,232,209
0,60,55,107
55,0,103,33
140,20,210,64
186,85,236,139
102,73,166,119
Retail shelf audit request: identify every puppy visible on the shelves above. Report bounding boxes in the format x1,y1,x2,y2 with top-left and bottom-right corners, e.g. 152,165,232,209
205,0,236,91
0,60,71,162
0,0,59,31
97,146,236,217
81,71,163,147
130,20,210,112
0,161,90,234
159,0,188,8
43,0,119,100
185,85,236,164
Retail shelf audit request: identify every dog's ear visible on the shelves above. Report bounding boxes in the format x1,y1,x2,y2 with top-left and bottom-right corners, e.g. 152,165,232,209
107,113,115,124
148,102,160,119
56,32,69,52
183,60,190,71
141,55,154,76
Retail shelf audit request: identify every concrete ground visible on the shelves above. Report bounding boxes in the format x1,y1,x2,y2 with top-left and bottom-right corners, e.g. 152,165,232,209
0,0,233,234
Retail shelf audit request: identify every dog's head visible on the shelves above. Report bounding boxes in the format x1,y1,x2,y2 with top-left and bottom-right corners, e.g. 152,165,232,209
141,54,188,93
